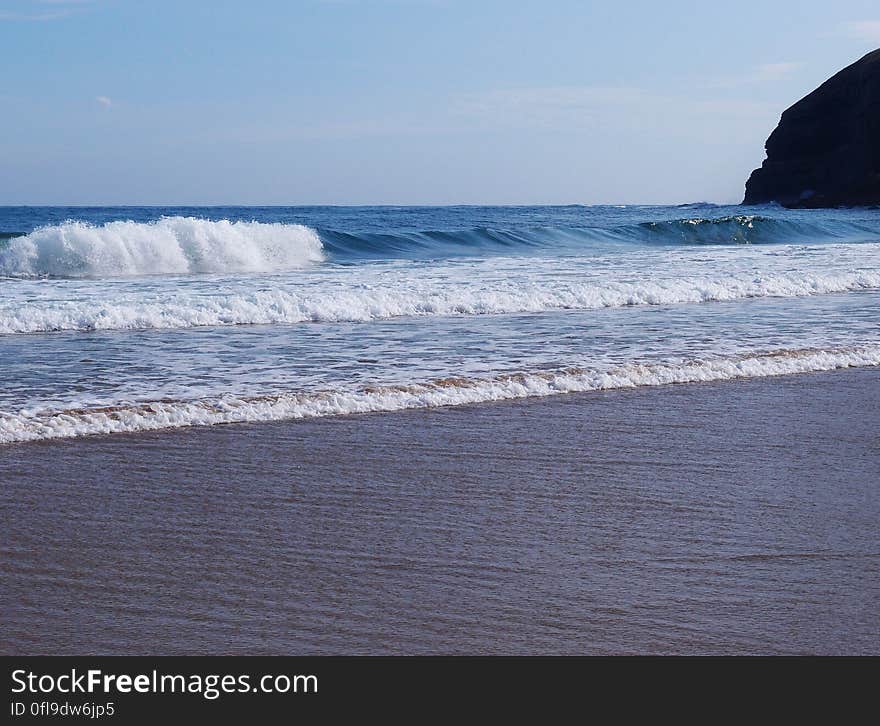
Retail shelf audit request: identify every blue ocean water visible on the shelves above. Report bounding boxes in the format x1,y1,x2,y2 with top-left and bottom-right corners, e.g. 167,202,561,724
1,204,879,443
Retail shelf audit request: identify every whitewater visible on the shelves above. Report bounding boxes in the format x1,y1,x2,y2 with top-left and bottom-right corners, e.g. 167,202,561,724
1,204,878,442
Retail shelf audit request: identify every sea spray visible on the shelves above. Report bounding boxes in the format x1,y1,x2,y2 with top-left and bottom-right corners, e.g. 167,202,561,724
0,217,324,277
1,264,878,334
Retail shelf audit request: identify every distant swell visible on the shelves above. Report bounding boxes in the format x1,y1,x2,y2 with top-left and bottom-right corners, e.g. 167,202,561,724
318,215,880,258
2,346,878,443
0,217,324,278
1,267,878,334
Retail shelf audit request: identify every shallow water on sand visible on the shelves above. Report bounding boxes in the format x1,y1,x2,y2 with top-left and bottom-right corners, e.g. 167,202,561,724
2,368,878,655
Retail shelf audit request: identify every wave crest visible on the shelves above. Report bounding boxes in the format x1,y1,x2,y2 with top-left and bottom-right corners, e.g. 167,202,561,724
318,215,880,258
2,214,878,275
632,214,880,245
0,217,324,278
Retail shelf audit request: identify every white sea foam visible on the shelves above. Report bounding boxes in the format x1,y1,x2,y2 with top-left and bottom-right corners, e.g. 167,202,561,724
0,217,324,277
2,346,878,444
1,268,878,334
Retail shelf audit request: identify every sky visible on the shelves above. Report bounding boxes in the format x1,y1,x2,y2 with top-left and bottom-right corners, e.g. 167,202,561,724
1,0,880,205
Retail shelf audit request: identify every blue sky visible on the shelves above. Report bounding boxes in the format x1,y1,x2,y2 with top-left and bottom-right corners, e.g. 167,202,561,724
1,0,879,205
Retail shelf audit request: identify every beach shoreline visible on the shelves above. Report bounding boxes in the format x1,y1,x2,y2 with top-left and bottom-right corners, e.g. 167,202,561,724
2,367,878,655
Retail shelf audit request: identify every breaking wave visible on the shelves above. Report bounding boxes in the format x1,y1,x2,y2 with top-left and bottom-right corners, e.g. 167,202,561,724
1,213,879,278
1,267,878,334
2,345,878,443
0,217,324,278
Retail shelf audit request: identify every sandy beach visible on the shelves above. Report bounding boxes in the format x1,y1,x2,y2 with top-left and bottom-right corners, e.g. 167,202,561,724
2,367,878,655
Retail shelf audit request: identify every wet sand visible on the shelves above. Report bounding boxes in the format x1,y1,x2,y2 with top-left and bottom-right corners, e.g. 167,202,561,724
2,368,879,655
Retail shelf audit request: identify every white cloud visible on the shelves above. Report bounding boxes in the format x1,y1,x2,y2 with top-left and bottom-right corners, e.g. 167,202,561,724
96,96,112,108
752,62,802,82
457,86,652,125
705,62,803,89
841,20,880,43
455,85,775,133
0,11,74,20
0,1,94,21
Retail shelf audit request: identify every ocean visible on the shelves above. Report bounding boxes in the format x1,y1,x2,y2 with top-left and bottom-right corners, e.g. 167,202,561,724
3,204,880,655
1,204,878,444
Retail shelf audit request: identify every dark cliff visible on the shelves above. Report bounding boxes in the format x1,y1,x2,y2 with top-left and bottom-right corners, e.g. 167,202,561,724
743,49,880,208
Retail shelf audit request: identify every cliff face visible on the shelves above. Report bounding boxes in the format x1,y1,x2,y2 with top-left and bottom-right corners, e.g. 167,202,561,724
743,49,880,208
